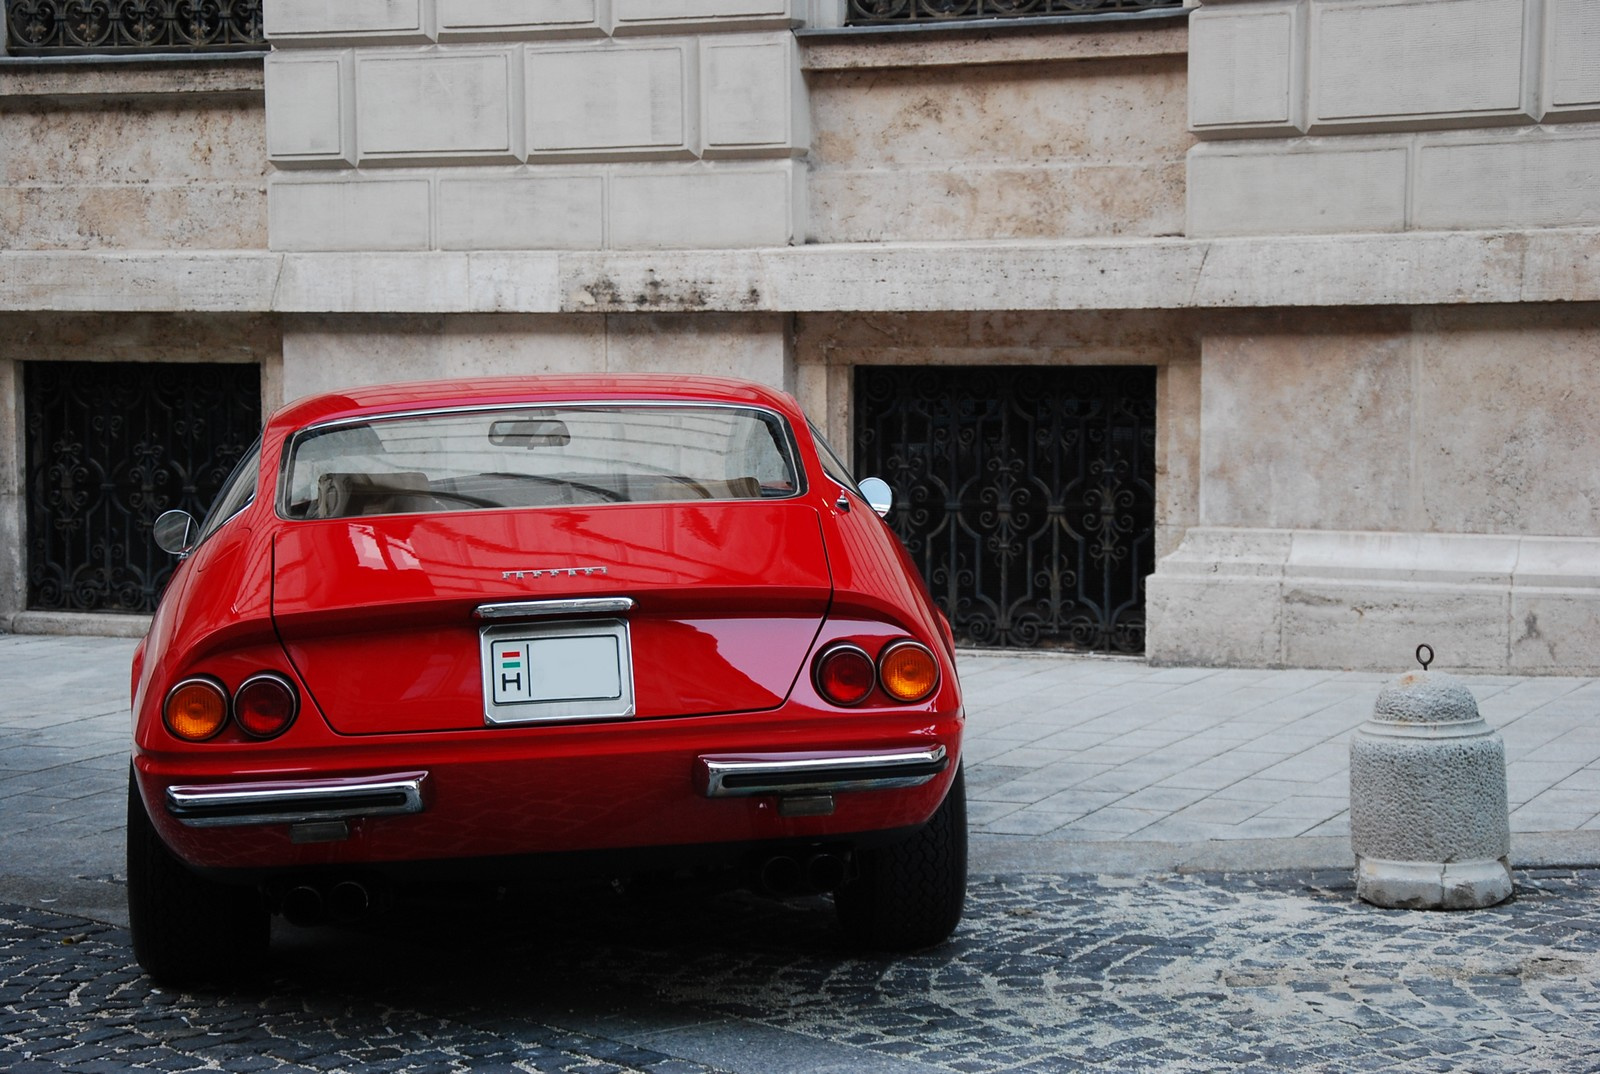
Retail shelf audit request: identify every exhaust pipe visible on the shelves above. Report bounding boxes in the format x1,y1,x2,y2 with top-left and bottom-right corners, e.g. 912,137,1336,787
281,884,325,926
327,880,372,923
806,853,846,891
759,855,803,895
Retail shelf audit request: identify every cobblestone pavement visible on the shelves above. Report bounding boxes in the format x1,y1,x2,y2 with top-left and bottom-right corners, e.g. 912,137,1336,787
7,634,1600,1072
7,867,1600,1073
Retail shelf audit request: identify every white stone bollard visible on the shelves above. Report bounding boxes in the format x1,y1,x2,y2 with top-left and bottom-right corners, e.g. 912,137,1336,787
1349,653,1512,910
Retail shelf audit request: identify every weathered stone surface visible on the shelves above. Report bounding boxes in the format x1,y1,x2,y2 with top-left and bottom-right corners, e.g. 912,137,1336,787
808,55,1191,242
7,229,1600,313
1197,321,1415,531
1147,527,1600,672
1350,670,1512,909
0,96,266,251
278,311,788,401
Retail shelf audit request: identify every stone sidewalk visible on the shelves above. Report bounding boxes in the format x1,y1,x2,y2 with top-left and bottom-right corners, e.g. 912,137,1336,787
3,632,1600,926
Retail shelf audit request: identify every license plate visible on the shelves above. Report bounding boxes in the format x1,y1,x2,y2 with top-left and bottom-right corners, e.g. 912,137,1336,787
480,619,634,725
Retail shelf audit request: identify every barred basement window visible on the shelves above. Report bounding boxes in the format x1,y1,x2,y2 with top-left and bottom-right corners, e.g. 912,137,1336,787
4,0,264,54
847,0,1184,24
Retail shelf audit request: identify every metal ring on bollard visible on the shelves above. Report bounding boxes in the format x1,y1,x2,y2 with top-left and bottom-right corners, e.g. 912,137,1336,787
1416,644,1433,671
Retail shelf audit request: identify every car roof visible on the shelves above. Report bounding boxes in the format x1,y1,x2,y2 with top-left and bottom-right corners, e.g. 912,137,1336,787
269,374,803,433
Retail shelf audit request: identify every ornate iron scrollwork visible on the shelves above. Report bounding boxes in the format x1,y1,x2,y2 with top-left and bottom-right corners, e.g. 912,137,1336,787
24,361,260,615
847,0,1181,23
4,0,264,54
855,365,1156,653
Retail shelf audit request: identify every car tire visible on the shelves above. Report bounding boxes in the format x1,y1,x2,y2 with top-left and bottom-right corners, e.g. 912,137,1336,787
835,765,967,950
126,767,269,986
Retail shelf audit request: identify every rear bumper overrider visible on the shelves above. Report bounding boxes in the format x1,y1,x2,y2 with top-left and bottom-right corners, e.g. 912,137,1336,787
165,772,428,828
695,746,949,797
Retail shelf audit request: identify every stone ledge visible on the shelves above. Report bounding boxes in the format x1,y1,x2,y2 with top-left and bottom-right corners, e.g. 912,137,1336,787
1,227,1598,314
0,55,265,104
799,17,1187,71
1147,528,1600,674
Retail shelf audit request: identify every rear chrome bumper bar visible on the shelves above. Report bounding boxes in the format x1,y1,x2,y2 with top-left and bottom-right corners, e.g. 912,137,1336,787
165,771,428,828
696,746,948,798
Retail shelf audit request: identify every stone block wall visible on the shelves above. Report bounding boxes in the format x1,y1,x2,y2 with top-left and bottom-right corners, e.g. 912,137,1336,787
264,0,820,250
0,64,268,251
1187,0,1600,235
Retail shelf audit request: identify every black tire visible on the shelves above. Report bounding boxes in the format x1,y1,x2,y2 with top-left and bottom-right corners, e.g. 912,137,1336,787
126,767,269,987
835,765,967,950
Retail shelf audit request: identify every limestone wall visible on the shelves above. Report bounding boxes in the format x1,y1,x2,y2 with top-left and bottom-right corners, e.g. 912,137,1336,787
1147,303,1600,674
1187,0,1600,235
803,24,1191,242
279,311,793,401
0,62,268,251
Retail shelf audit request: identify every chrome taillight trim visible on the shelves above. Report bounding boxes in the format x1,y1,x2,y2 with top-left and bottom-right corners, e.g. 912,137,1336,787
165,771,427,828
697,746,948,798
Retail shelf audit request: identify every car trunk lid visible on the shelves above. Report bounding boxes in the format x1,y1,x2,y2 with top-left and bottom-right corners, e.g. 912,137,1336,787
272,502,831,734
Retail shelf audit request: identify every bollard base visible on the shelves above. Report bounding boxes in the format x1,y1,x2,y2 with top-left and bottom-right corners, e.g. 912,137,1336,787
1355,855,1513,910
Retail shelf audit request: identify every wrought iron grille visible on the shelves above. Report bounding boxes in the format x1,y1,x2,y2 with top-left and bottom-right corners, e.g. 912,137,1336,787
4,0,264,54
847,0,1183,24
855,365,1156,653
25,361,261,615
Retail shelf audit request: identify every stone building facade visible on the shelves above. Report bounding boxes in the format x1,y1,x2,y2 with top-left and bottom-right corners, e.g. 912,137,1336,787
2,0,1597,674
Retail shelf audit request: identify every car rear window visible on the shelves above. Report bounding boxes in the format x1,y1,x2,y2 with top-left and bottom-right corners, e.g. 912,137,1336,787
281,404,802,520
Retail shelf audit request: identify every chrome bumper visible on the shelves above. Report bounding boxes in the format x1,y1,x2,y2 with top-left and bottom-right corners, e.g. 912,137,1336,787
165,771,428,828
696,746,948,798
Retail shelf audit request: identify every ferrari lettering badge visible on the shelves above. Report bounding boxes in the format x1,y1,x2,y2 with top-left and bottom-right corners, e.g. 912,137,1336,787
502,566,608,581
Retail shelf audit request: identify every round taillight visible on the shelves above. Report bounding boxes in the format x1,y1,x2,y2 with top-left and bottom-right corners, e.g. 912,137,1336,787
878,641,940,703
814,644,876,707
234,673,299,739
163,678,229,742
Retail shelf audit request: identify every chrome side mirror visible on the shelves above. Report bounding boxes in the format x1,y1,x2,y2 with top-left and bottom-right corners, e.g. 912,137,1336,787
152,509,199,557
858,477,893,518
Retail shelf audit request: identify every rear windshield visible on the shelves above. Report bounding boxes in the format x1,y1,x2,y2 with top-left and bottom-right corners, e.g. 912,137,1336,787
281,404,802,520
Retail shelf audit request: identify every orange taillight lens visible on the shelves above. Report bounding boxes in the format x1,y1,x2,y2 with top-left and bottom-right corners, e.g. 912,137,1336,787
814,644,876,707
878,641,940,703
163,678,229,741
234,673,299,739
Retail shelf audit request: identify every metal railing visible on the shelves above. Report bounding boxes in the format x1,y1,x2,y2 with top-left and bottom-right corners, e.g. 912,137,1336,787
4,0,264,54
847,0,1183,23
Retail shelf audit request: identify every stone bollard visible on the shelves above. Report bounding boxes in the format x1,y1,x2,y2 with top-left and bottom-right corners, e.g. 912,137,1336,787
1349,649,1512,910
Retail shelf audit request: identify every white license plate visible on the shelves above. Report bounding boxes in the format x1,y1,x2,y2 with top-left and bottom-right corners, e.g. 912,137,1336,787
480,619,634,725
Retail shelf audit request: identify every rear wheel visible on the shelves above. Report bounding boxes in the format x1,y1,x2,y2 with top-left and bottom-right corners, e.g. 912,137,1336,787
126,768,269,986
835,766,967,950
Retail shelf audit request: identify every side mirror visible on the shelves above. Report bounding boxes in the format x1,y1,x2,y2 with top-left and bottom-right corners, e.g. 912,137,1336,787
152,509,199,557
857,477,893,519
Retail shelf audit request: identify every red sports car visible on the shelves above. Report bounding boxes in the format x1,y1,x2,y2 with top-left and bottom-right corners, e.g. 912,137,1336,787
128,375,965,984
